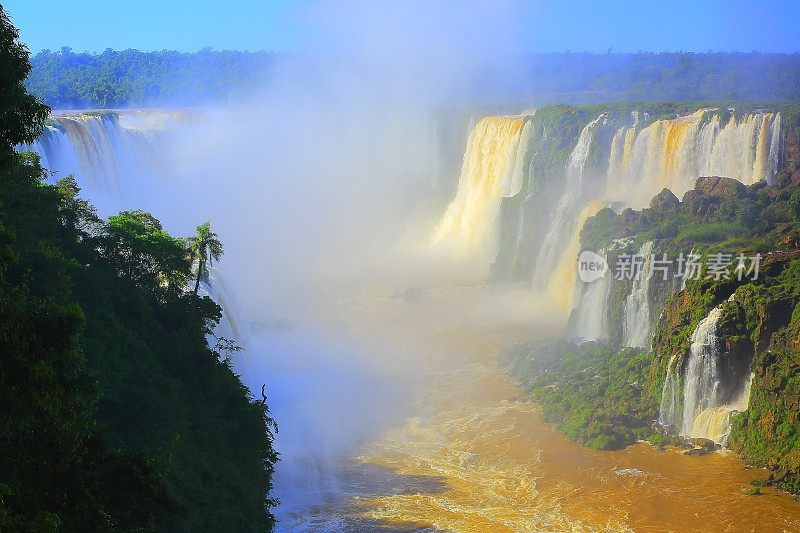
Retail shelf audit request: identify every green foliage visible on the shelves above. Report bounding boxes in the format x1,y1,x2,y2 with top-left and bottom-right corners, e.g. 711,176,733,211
0,151,278,531
728,310,800,495
27,47,800,109
0,6,49,153
580,207,620,251
504,341,657,450
617,179,800,254
1,149,278,531
25,47,276,108
647,433,669,447
100,210,190,287
24,48,800,108
0,10,277,530
188,221,223,296
0,149,177,531
676,221,746,243
524,53,800,103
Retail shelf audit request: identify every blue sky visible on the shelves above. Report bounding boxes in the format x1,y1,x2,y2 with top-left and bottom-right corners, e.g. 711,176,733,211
4,0,800,54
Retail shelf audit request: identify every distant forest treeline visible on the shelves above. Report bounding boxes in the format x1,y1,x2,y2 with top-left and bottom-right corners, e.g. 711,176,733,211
518,52,800,103
25,48,800,109
26,48,277,108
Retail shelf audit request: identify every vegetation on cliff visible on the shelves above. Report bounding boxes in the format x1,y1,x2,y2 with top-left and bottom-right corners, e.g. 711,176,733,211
0,7,277,531
502,341,654,450
506,164,800,489
493,106,593,281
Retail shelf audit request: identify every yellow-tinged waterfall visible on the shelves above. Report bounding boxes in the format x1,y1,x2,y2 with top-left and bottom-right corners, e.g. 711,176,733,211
660,117,695,187
430,116,525,257
752,113,775,185
546,200,608,312
606,110,782,207
430,107,782,322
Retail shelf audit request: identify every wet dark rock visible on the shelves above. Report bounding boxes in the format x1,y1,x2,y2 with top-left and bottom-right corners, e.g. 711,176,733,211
650,188,680,210
684,447,711,456
690,438,717,451
682,176,749,217
621,207,638,224
694,176,749,199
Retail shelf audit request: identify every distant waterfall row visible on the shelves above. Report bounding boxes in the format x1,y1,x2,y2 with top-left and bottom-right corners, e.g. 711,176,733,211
17,110,190,188
606,110,781,206
432,107,781,285
431,106,783,447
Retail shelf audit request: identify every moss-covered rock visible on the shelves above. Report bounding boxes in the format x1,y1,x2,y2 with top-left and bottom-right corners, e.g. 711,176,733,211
726,264,800,494
504,108,800,494
503,340,657,450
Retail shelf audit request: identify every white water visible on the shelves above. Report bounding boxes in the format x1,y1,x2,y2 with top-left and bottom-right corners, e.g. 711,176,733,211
605,110,782,208
658,352,682,430
517,109,780,346
482,109,782,316
531,116,603,292
622,241,655,348
658,305,754,445
430,114,530,264
681,306,725,438
428,108,784,361
18,111,178,189
571,250,611,341
198,267,243,343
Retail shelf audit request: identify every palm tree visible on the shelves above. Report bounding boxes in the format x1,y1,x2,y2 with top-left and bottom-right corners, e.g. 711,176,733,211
188,221,223,297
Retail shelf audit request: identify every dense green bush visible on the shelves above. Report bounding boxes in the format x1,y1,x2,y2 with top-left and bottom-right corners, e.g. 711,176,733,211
0,7,277,530
504,341,656,450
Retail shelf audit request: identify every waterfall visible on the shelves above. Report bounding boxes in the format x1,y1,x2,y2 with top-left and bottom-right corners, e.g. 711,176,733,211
680,306,725,439
658,353,682,430
197,266,245,367
571,250,611,341
430,115,529,258
658,305,754,446
424,106,782,316
622,241,655,348
688,373,753,446
766,114,783,185
204,267,242,340
605,110,782,208
507,120,532,198
531,116,603,292
606,111,640,195
517,108,780,310
18,111,178,189
546,200,608,312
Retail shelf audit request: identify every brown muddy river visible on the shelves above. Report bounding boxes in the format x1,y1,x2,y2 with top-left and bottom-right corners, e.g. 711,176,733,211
299,288,800,532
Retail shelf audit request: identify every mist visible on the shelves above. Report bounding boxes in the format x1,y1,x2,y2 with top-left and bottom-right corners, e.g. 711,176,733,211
59,1,542,527
12,0,800,529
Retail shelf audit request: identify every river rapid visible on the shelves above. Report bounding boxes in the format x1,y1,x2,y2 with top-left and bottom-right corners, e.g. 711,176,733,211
266,287,800,532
